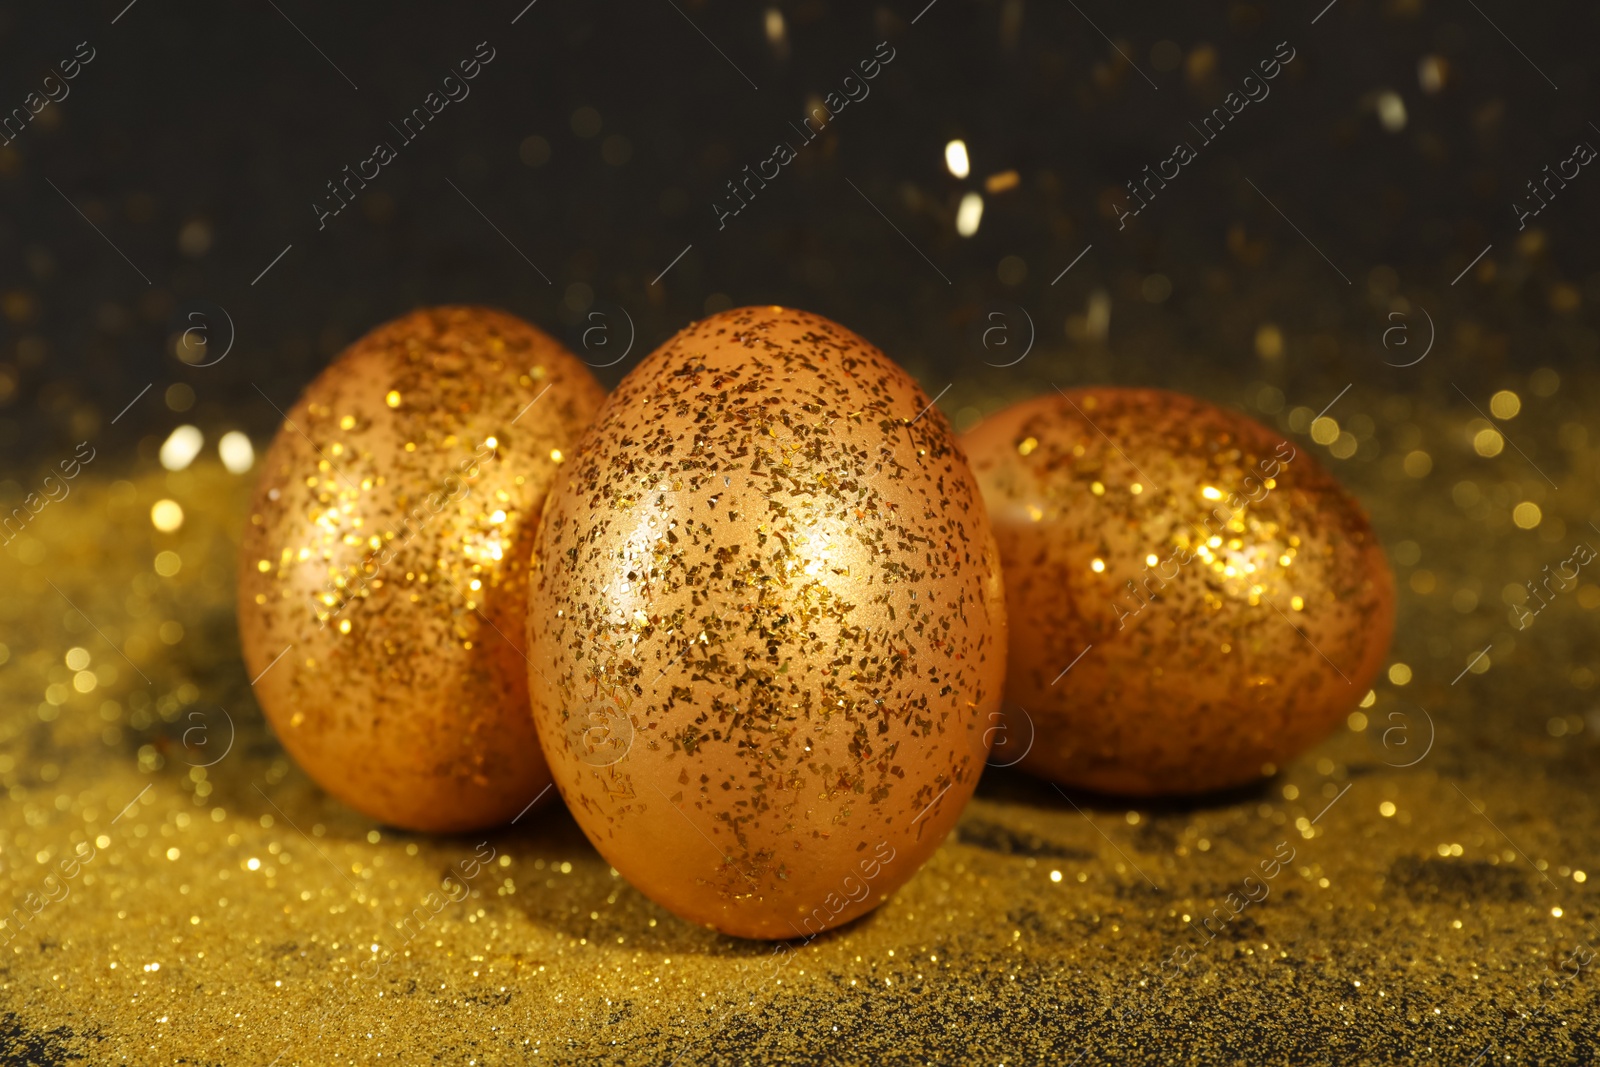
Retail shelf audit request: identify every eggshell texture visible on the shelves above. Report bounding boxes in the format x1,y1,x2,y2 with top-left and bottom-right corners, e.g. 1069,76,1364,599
965,388,1393,796
527,306,1007,939
239,307,605,832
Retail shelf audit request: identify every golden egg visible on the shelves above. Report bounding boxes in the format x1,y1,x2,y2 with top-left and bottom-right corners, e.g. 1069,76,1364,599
527,306,1007,939
238,307,605,831
965,388,1393,795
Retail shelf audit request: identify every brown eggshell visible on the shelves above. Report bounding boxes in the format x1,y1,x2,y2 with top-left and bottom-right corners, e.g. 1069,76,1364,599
238,306,605,832
526,306,1007,940
964,388,1393,796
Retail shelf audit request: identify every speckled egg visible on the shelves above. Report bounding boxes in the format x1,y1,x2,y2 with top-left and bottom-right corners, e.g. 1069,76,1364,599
964,388,1393,796
526,306,1007,939
238,307,605,832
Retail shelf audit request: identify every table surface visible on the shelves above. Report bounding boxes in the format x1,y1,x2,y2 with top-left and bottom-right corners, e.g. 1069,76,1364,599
3,386,1597,1065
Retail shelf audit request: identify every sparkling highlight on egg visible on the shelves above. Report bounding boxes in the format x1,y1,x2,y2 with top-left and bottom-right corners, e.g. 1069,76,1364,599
527,306,1007,939
965,388,1393,796
238,307,605,831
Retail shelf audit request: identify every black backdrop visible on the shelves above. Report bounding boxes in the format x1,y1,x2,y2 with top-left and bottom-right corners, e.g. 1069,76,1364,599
1,0,1596,465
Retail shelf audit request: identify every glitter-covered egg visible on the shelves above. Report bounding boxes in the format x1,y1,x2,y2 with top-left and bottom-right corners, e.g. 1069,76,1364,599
964,388,1393,796
526,306,1007,939
238,307,605,832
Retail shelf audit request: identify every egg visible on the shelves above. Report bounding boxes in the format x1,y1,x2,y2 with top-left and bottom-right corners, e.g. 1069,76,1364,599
238,307,605,831
526,306,1007,939
964,388,1393,796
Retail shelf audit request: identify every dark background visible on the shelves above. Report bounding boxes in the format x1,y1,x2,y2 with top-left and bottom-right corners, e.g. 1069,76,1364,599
0,0,1596,465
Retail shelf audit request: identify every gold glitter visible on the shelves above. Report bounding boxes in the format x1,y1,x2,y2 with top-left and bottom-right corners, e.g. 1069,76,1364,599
150,498,184,532
1490,389,1521,418
385,390,402,407
1255,322,1284,358
4,295,1591,1063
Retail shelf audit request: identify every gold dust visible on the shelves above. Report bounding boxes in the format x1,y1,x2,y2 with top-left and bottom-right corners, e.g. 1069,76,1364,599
1489,390,1521,419
150,499,184,532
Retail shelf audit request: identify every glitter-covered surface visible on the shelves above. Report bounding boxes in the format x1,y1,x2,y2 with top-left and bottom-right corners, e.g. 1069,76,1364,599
237,307,605,832
526,306,1007,939
966,388,1393,796
3,370,1598,1064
